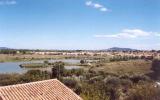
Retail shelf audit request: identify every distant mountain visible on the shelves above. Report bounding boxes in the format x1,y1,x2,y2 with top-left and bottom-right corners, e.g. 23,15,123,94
106,47,137,52
0,47,10,50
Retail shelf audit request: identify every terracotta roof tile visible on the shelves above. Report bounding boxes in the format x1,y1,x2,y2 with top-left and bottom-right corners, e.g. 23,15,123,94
0,79,82,100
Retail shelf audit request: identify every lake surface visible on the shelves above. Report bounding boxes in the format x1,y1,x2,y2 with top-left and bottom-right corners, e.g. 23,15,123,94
0,59,81,73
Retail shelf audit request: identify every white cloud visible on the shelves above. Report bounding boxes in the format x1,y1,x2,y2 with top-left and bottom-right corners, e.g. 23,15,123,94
0,0,17,5
100,8,108,12
155,33,160,37
86,1,92,6
94,29,156,39
93,3,103,8
85,1,110,12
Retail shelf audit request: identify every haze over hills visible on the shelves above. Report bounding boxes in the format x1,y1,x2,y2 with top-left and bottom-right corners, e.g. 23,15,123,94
0,47,10,50
0,47,139,51
1,47,159,51
103,47,137,52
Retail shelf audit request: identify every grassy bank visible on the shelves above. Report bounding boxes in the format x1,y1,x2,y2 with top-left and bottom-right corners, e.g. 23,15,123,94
20,63,48,68
91,60,152,75
0,54,68,62
0,54,110,63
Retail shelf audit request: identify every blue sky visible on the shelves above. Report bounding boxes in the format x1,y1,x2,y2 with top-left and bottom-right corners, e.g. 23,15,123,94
0,0,160,50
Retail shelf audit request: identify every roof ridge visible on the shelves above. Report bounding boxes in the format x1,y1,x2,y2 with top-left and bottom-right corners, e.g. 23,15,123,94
0,79,83,100
0,79,58,89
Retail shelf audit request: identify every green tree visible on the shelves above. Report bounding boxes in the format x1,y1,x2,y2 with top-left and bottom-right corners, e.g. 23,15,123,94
80,60,85,64
51,61,65,79
151,59,160,80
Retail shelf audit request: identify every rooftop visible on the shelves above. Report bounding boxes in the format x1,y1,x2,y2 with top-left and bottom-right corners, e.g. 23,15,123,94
0,79,82,100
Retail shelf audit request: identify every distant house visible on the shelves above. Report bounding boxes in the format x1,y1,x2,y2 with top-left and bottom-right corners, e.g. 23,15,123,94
0,79,82,100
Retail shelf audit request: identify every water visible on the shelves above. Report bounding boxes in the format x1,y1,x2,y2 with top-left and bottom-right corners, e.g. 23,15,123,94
0,62,26,73
0,59,81,73
64,66,82,70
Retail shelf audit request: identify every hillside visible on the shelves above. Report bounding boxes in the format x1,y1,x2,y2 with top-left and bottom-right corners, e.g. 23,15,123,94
107,47,137,52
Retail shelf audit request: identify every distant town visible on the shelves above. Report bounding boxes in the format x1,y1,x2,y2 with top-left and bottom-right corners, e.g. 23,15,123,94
0,47,160,60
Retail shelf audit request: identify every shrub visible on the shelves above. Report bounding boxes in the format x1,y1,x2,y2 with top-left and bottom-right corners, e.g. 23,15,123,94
104,77,121,87
80,60,85,64
126,83,160,100
0,73,21,86
44,60,49,64
51,61,65,79
130,75,150,83
20,70,50,82
80,82,109,100
62,78,82,95
151,59,160,80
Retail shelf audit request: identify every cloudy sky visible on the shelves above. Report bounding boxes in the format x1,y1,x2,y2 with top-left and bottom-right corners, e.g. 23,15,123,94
0,0,160,50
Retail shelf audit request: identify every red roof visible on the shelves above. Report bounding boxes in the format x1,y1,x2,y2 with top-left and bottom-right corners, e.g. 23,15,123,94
0,79,82,100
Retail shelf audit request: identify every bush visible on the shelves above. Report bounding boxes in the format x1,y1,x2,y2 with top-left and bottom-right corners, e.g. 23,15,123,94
104,77,121,87
80,82,109,100
20,70,50,82
0,73,21,86
62,78,82,95
80,60,85,64
126,83,160,100
44,60,49,64
151,59,160,80
51,61,65,79
130,75,150,83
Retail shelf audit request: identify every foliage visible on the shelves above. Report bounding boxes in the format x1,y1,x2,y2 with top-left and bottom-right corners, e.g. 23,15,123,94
109,56,140,62
80,60,85,64
0,73,21,86
0,59,160,100
126,83,160,100
0,70,50,86
63,68,84,77
80,82,109,100
20,63,45,68
61,78,82,95
151,59,160,80
51,61,65,79
20,70,50,82
0,49,17,54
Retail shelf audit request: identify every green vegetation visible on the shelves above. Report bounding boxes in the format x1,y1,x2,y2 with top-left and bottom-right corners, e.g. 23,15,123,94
126,83,160,100
0,70,50,86
80,59,85,64
109,56,140,62
20,63,46,68
150,59,160,80
19,60,87,68
51,61,84,78
20,60,54,68
0,56,160,100
0,49,17,54
92,60,152,75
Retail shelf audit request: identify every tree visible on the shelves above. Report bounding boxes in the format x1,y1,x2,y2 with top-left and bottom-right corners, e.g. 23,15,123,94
0,49,17,54
80,60,85,64
151,59,160,80
51,61,65,79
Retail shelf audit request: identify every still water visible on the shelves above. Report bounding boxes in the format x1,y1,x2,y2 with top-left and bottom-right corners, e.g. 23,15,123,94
0,59,81,73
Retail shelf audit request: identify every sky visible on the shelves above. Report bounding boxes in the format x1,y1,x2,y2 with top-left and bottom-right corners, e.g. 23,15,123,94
0,0,160,50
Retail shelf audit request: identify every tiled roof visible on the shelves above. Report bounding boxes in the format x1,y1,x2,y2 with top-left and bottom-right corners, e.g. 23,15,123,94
0,79,82,100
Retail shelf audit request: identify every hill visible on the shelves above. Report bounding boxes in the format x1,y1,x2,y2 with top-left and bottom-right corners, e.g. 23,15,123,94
0,47,10,50
106,47,137,52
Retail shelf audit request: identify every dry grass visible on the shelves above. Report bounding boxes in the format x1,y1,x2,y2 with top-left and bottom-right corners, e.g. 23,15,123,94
93,60,152,75
0,54,110,62
0,54,70,62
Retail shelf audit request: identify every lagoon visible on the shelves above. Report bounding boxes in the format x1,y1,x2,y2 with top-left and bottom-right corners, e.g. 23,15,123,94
0,59,81,73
